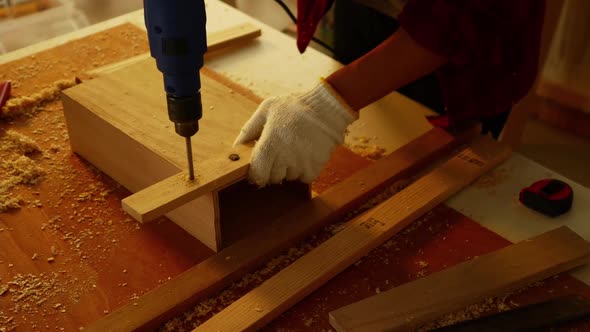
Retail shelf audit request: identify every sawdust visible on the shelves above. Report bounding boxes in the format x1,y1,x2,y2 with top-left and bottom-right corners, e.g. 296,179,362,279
347,136,387,160
0,272,93,318
0,130,43,211
1,78,79,119
0,24,153,331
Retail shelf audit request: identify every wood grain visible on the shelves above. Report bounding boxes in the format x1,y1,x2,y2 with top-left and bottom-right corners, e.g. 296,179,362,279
193,136,511,332
329,227,590,332
83,128,457,332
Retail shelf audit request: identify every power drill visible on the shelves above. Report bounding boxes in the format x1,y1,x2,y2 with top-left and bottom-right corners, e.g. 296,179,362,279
144,0,207,180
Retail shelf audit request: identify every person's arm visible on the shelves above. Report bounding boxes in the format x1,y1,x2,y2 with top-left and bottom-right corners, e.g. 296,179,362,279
327,28,447,111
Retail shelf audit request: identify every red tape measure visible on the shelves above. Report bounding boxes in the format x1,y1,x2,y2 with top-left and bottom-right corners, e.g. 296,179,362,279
519,179,573,217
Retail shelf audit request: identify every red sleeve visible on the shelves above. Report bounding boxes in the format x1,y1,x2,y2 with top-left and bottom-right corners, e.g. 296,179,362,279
398,0,541,65
398,0,545,123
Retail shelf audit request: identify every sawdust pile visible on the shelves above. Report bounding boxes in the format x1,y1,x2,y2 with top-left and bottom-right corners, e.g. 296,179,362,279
1,78,79,119
0,130,43,211
0,271,95,330
347,136,387,160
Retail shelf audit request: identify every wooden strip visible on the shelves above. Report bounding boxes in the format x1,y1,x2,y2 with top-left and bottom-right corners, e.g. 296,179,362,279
193,136,512,332
88,22,261,76
84,128,456,331
121,154,249,223
205,22,262,53
329,227,590,332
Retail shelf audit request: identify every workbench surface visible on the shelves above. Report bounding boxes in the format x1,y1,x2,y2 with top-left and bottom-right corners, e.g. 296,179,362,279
1,0,589,330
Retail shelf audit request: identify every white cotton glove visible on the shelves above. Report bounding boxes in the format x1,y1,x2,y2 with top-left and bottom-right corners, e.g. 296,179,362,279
233,79,357,186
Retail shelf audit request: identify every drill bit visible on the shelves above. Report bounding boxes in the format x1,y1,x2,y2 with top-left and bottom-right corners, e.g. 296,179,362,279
185,137,195,180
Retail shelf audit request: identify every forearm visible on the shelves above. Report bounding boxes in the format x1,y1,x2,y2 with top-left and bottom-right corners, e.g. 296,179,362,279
326,28,447,111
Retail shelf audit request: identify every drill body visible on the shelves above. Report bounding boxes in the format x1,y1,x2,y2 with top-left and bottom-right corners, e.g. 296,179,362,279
144,0,207,138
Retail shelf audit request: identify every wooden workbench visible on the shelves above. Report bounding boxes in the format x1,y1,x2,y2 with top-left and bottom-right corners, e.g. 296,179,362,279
1,1,590,330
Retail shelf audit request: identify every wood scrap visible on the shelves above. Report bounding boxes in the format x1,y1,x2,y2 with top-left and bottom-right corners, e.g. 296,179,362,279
329,227,590,332
193,136,511,332
83,128,457,332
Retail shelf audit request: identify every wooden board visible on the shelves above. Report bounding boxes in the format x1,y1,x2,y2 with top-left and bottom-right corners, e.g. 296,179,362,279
193,136,512,332
83,128,457,332
329,227,590,332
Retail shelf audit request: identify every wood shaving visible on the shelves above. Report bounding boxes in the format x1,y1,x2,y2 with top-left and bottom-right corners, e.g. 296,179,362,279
1,78,79,119
0,130,43,211
2,130,40,155
347,136,386,160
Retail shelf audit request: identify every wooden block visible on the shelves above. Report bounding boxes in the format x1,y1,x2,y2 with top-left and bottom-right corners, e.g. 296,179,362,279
193,136,512,332
83,128,457,332
62,53,312,251
329,227,590,332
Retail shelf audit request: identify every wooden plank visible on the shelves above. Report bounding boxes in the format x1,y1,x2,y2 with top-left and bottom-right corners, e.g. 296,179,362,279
121,153,249,223
83,128,457,332
193,136,512,332
87,22,261,77
205,22,262,53
329,227,590,332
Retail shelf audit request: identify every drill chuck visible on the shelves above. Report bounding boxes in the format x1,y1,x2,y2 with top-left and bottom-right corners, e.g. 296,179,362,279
166,92,202,137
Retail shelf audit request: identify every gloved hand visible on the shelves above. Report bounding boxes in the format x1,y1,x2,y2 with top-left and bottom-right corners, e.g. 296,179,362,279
233,79,357,186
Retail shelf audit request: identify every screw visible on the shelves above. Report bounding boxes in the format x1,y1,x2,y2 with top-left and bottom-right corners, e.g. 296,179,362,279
228,154,240,161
